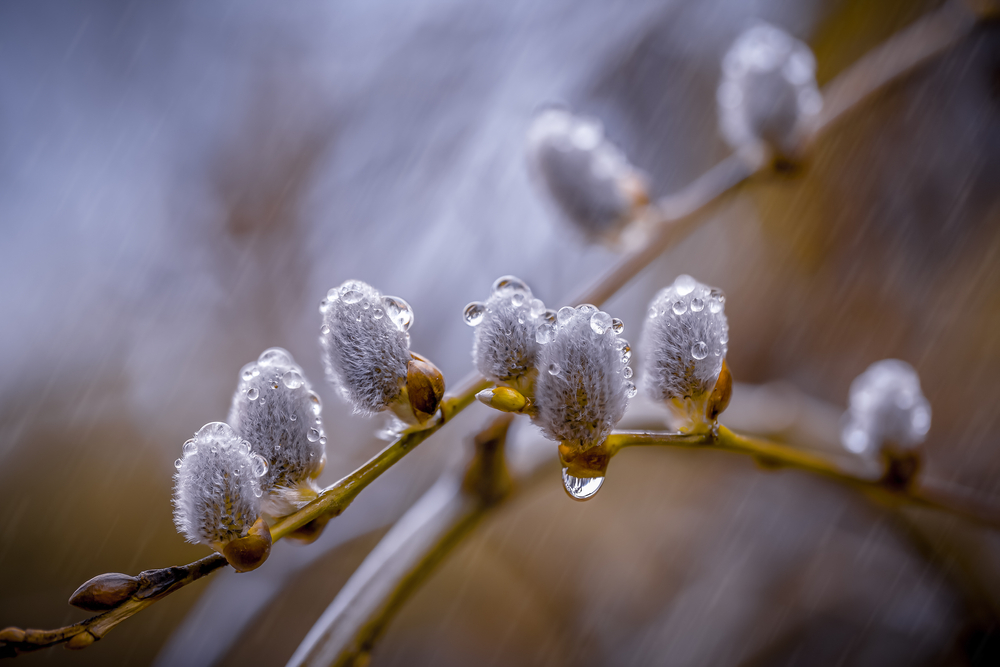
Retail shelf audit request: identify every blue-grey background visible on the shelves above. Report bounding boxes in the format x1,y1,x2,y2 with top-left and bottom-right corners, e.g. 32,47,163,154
2,0,999,665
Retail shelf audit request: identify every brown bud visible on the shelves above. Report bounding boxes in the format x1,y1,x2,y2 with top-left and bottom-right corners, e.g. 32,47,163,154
68,572,140,612
707,360,732,422
475,386,528,413
66,631,96,650
406,353,446,422
286,513,332,545
0,627,25,643
222,516,272,572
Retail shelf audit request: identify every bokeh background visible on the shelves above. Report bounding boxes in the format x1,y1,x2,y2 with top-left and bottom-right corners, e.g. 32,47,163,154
2,0,999,665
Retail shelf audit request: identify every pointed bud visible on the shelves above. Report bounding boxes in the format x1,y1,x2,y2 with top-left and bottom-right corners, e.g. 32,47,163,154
475,386,528,413
841,359,931,457
68,572,140,612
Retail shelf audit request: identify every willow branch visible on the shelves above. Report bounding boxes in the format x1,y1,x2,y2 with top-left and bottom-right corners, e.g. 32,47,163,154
607,427,1000,531
0,377,490,658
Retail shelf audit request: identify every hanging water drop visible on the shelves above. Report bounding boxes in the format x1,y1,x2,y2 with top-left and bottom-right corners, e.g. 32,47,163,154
562,468,605,500
464,302,486,326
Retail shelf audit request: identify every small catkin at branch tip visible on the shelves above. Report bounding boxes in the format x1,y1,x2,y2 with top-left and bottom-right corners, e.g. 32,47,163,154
526,108,648,242
533,304,634,451
841,359,931,462
641,274,730,433
229,347,328,519
717,21,822,160
172,422,272,572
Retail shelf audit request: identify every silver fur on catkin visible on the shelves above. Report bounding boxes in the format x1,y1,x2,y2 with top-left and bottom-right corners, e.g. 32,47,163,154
717,22,822,157
172,422,268,547
527,108,647,241
320,280,413,415
228,347,327,517
465,276,553,391
533,305,634,449
841,359,931,456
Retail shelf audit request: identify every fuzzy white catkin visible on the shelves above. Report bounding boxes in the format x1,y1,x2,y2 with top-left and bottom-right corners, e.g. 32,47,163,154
641,275,729,402
717,22,822,155
320,280,413,415
533,305,633,449
173,422,267,547
527,108,646,240
228,347,326,516
467,276,551,386
841,359,931,456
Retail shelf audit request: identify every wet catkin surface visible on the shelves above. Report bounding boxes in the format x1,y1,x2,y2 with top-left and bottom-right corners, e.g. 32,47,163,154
1,0,999,665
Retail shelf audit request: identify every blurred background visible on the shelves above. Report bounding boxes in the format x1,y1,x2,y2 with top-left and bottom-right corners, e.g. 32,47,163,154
1,0,999,664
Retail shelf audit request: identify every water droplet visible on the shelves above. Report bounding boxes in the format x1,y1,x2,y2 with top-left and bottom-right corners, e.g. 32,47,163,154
625,381,637,398
254,486,263,498
491,275,529,296
464,301,486,326
692,341,708,360
182,440,197,456
720,329,729,345
511,292,525,307
252,454,268,477
672,300,688,315
320,324,330,335
562,468,605,500
611,318,624,334
258,348,292,366
536,322,557,344
319,299,330,313
342,290,363,304
709,289,726,313
309,392,323,415
362,300,371,310
675,274,696,296
239,442,251,456
174,458,183,469
576,303,597,315
246,387,260,401
557,306,575,325
289,413,297,421
382,296,413,331
355,311,363,322
690,298,704,312
373,307,384,320
319,436,327,446
590,311,612,334
541,309,557,325
623,366,633,379
548,362,561,375
616,339,632,364
282,370,304,389
648,306,658,318
842,422,869,454
307,428,321,443
529,299,546,318
241,364,256,382
327,287,340,300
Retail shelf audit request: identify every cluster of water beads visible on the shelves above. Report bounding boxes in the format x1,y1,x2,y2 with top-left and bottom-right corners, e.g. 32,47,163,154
174,425,270,497
463,275,555,333
321,281,412,333
648,278,728,362
841,359,931,456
